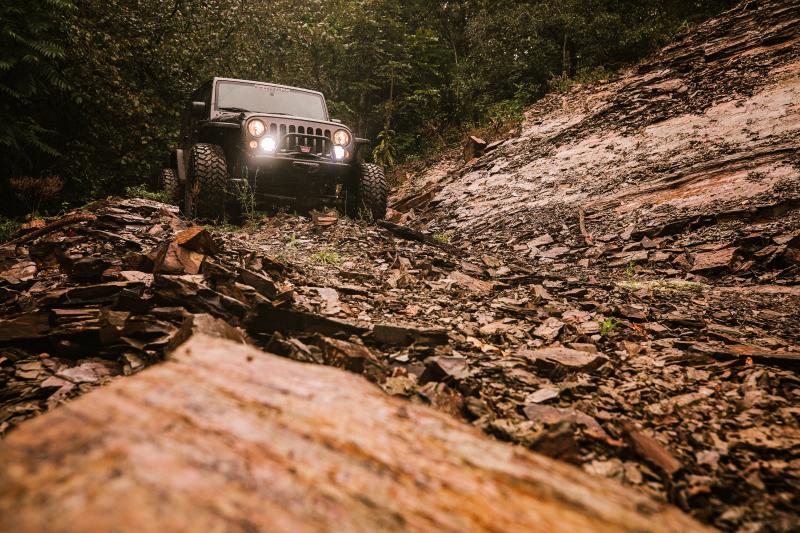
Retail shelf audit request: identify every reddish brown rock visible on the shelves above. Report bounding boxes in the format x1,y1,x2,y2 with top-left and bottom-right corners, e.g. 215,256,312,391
463,135,487,162
622,421,682,476
372,322,449,346
174,226,218,255
522,346,608,373
690,247,738,273
0,311,50,342
0,260,36,285
448,271,495,293
154,241,206,275
167,313,247,351
0,336,707,532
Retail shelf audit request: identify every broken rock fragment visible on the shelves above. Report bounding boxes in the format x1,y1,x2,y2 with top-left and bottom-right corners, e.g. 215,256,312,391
313,336,385,382
524,404,616,445
521,346,608,374
622,421,682,476
463,135,487,162
690,247,738,273
448,271,494,293
174,226,218,255
533,317,564,343
0,311,51,342
247,304,365,337
421,355,472,384
372,322,449,346
167,313,247,352
0,261,37,285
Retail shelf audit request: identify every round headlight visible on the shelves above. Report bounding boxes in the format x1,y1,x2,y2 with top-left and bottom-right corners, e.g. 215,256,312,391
333,129,351,146
248,119,266,138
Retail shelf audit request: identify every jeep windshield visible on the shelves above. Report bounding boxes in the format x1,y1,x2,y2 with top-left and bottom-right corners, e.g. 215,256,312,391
216,81,327,121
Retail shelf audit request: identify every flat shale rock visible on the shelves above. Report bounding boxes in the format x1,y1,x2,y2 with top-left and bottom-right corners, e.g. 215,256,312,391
690,247,738,273
0,260,37,285
372,322,450,346
0,335,706,533
0,311,51,342
522,346,608,373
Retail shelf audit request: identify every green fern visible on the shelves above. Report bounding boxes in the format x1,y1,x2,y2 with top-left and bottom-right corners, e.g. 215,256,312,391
0,0,74,165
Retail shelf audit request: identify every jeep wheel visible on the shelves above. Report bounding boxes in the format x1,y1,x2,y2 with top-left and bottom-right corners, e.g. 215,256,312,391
347,163,387,220
184,143,228,221
159,168,178,203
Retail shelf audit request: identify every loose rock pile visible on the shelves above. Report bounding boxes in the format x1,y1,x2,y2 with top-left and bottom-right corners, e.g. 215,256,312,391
1,193,798,531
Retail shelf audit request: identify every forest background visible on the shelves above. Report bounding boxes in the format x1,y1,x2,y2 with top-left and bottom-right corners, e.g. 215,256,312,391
0,0,734,220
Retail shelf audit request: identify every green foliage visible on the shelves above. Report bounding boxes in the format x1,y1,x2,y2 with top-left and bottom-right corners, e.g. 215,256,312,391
433,232,452,244
599,317,617,337
372,129,397,168
625,261,637,280
1,0,734,215
312,249,340,265
9,175,64,215
0,217,21,243
0,0,74,183
125,184,171,203
233,180,256,220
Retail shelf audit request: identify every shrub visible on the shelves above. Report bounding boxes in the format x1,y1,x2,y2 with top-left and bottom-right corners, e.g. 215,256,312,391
0,217,21,243
124,184,172,203
9,175,64,215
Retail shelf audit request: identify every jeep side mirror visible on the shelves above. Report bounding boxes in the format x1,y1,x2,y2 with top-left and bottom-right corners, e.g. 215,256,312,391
191,101,207,117
330,118,342,123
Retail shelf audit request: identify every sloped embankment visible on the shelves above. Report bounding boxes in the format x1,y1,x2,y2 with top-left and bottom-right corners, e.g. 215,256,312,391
395,0,800,255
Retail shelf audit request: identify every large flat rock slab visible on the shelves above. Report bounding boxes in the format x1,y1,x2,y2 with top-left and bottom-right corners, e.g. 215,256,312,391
0,336,706,532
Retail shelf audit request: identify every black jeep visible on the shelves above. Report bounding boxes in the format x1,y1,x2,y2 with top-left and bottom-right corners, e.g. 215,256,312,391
160,77,387,221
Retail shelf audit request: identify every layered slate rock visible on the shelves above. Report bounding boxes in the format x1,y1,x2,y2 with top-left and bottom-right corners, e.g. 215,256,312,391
0,335,706,533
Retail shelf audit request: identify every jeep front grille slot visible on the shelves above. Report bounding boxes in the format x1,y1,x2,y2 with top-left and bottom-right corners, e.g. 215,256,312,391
262,120,335,156
264,120,334,156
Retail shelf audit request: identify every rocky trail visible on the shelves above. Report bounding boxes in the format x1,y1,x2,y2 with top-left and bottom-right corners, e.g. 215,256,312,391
1,1,799,531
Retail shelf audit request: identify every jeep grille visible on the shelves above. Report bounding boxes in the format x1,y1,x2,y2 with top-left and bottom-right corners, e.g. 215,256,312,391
268,122,332,156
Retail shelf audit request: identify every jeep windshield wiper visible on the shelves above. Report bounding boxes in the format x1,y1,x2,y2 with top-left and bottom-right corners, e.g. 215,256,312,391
217,106,250,112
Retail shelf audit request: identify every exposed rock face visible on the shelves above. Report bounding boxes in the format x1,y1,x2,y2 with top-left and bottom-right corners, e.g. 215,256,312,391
0,336,707,533
395,0,800,255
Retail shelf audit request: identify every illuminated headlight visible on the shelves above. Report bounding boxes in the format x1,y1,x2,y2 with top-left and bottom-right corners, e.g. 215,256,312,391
333,129,351,146
248,119,266,138
333,145,346,160
260,136,276,152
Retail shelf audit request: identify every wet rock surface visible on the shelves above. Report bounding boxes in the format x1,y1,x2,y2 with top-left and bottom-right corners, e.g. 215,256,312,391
1,1,799,531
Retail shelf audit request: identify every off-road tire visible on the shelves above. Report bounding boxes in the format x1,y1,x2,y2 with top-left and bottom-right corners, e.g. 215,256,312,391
348,163,387,220
184,143,227,221
159,168,178,203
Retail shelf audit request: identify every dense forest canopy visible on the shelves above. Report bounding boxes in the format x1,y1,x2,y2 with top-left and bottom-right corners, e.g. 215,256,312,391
1,0,735,216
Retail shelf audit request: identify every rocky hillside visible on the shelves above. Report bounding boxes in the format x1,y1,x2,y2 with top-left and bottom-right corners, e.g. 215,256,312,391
394,0,799,256
0,1,798,531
